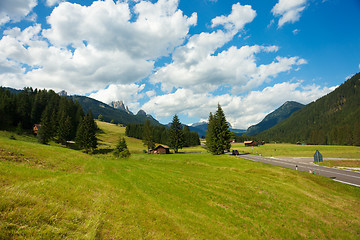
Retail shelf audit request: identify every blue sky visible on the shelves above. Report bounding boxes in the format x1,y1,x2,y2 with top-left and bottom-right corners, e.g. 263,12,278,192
0,0,359,129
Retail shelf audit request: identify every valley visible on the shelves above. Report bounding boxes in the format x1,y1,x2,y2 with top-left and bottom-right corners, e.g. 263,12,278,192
0,121,359,239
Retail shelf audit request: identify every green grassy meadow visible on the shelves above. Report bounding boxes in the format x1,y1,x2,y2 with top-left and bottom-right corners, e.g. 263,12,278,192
1,122,360,239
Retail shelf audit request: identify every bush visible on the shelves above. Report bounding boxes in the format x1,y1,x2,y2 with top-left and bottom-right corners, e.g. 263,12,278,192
113,137,131,158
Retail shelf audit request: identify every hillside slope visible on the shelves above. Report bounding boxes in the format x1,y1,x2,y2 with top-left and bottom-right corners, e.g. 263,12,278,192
246,101,305,136
257,73,360,145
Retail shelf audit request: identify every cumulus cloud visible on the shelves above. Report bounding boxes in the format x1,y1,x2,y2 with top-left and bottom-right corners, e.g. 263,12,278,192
89,83,145,111
43,0,196,59
151,3,307,94
0,0,196,94
0,24,154,93
142,81,335,129
45,0,63,7
272,0,307,27
152,41,306,93
0,0,37,25
211,3,256,32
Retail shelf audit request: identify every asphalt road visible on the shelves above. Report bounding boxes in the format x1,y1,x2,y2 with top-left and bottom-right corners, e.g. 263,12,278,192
236,154,360,187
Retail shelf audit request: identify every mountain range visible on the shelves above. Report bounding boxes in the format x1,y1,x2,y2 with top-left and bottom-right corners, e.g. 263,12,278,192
245,101,305,136
70,95,161,126
190,122,246,138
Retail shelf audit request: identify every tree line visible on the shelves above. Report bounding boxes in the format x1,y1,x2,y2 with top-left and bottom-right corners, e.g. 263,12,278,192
0,87,98,152
126,116,200,152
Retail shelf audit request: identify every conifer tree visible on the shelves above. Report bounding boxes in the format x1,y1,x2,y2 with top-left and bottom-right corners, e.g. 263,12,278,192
206,104,231,154
143,118,155,152
205,112,217,153
215,104,231,152
58,113,72,145
38,106,52,144
169,114,184,153
76,112,98,153
113,137,131,158
98,114,104,121
183,125,191,147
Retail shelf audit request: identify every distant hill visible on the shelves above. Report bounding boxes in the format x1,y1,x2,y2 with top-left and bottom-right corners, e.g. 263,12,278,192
4,87,22,94
71,95,161,126
190,122,208,138
257,72,360,145
246,101,305,136
191,122,246,138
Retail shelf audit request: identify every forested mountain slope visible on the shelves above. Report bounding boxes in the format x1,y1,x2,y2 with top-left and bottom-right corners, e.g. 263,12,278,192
246,101,305,136
257,73,360,145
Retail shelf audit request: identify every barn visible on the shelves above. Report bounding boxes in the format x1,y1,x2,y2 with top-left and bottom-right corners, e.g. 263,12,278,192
150,145,170,154
244,141,258,147
33,124,41,135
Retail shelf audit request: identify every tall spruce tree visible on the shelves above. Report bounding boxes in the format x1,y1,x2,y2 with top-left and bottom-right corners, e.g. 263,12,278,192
143,118,155,152
205,112,215,153
38,105,52,144
183,125,191,147
76,112,98,153
58,113,73,145
205,104,231,155
169,114,184,153
215,104,231,152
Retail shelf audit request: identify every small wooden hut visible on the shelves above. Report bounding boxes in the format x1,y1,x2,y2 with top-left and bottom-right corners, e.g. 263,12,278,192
150,145,170,154
244,141,258,147
33,124,41,135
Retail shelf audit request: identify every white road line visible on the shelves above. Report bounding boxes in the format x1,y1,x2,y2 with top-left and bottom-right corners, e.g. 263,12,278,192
333,179,360,188
315,168,360,179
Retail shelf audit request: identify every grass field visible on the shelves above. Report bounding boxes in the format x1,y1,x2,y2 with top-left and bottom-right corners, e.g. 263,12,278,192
0,123,360,239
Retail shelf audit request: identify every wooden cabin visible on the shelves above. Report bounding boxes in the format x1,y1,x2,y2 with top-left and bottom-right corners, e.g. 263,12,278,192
244,141,258,147
150,145,170,154
33,124,41,135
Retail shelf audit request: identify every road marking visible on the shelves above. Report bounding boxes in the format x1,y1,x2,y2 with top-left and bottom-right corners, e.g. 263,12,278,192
315,168,360,179
333,179,360,188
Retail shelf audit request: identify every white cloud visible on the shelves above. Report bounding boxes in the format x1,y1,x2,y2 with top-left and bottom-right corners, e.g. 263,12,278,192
43,0,196,59
89,83,145,112
292,29,300,35
272,0,307,27
211,3,256,32
142,81,335,129
151,3,307,94
45,0,63,7
152,42,306,93
0,0,37,25
0,0,196,94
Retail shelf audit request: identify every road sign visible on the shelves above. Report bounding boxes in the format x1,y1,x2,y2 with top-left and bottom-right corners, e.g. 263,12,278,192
314,150,323,163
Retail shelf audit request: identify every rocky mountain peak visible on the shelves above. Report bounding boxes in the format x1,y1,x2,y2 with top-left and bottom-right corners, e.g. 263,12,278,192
109,100,133,115
57,90,67,96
